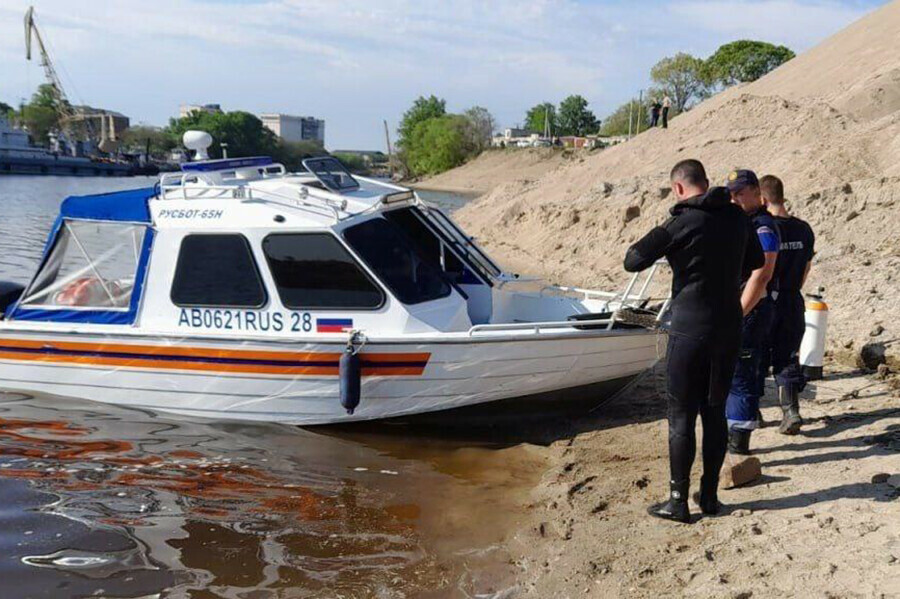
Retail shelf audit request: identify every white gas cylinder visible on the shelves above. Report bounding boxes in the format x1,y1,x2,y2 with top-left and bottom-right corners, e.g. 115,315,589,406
800,292,829,380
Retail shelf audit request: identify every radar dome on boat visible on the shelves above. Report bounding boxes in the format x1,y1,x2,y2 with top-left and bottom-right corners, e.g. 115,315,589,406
183,130,213,161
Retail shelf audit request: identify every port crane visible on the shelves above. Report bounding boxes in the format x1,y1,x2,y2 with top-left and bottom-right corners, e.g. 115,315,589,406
24,6,120,153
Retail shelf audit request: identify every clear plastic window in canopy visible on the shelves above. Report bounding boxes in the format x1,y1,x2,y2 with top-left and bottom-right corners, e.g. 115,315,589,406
21,220,147,310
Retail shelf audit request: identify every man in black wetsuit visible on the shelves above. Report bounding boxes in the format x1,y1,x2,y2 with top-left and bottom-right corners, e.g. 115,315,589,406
625,160,763,523
761,175,815,434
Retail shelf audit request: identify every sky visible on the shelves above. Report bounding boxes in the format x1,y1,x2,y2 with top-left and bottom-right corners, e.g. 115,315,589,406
0,0,889,150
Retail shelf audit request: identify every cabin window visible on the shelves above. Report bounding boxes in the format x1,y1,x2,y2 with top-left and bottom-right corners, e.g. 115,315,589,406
343,218,452,305
19,220,147,310
171,234,267,307
262,233,384,309
383,207,488,286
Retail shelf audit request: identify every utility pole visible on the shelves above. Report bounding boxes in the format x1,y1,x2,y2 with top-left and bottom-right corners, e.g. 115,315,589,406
383,119,394,179
627,98,634,138
636,90,643,136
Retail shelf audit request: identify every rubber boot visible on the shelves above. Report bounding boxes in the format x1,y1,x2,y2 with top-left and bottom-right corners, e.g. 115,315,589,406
778,386,802,435
647,480,691,524
694,474,722,515
728,428,752,455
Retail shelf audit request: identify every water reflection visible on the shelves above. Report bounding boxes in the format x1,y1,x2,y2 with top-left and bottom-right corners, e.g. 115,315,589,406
0,392,536,598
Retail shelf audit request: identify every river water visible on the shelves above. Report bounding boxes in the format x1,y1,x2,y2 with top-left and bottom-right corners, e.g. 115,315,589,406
0,176,537,599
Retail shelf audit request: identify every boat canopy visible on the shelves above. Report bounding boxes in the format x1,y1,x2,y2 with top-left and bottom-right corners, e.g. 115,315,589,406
6,187,156,324
59,187,154,223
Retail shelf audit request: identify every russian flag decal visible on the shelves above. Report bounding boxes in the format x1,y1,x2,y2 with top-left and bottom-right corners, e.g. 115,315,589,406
316,318,353,333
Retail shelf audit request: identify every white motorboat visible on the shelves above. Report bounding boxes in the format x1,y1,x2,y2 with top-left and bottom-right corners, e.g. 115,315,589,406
0,133,666,425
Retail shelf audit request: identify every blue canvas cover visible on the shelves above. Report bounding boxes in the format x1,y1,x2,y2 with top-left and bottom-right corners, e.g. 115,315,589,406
59,187,155,223
6,187,157,325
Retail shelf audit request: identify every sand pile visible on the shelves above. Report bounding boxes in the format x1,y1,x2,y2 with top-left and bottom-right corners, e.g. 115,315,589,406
412,147,570,195
457,0,900,368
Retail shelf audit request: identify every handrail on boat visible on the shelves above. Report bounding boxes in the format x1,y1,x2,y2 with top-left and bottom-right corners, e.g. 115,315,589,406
157,175,345,221
467,318,615,336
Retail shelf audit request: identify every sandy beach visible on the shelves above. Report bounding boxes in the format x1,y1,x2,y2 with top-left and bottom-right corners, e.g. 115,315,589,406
413,3,900,595
504,364,899,598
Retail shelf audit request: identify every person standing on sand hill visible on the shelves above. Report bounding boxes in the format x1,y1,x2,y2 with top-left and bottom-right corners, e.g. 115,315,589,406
650,99,661,128
726,170,780,456
760,175,815,435
661,95,671,129
624,159,763,523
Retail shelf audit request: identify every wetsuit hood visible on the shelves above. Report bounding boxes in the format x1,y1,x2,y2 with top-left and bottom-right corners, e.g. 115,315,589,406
671,186,731,216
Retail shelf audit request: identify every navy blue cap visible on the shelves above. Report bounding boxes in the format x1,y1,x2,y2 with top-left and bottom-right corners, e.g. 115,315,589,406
726,169,759,192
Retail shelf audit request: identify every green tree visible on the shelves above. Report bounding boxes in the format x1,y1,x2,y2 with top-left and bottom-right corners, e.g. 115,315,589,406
525,102,557,136
12,84,66,145
272,140,327,171
464,106,495,151
120,125,176,156
398,95,446,147
17,104,57,145
557,95,599,136
599,98,650,136
30,83,59,110
167,110,279,159
0,101,13,117
333,152,370,174
705,40,795,86
650,53,708,112
404,115,478,176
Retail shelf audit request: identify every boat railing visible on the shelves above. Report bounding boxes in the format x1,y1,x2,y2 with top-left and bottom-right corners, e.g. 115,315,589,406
535,260,668,309
468,317,616,336
158,171,347,221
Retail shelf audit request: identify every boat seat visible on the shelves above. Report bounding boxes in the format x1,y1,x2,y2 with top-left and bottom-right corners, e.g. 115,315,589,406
0,281,25,318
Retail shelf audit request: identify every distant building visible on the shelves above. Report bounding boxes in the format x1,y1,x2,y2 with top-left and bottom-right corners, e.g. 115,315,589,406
560,136,604,149
503,127,534,138
259,113,325,145
179,103,223,119
75,106,130,137
491,128,541,148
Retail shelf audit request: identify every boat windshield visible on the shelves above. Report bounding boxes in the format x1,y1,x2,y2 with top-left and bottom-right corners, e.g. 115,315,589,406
343,218,452,305
302,157,359,192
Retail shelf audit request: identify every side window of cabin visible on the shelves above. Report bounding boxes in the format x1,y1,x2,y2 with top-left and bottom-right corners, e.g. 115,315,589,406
262,234,383,309
171,234,267,307
19,220,147,310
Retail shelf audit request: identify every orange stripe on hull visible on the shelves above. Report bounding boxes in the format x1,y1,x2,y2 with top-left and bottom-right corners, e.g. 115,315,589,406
0,340,429,377
0,338,427,365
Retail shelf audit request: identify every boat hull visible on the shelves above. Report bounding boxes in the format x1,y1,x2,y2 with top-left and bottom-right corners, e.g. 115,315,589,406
0,329,663,425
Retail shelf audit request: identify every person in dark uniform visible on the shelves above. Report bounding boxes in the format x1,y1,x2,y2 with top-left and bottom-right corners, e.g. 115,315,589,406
650,100,662,127
625,160,763,523
726,169,780,455
760,175,815,434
